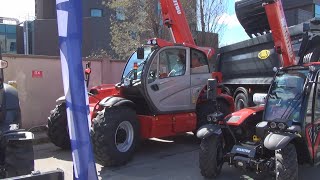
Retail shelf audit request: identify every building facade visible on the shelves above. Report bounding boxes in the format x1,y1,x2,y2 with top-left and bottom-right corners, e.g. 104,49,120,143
30,0,112,57
283,0,320,26
17,0,320,56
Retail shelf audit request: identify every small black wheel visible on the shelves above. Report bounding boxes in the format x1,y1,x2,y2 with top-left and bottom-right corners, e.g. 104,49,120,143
275,143,298,180
47,103,71,149
199,135,224,178
90,106,140,167
235,93,249,111
5,140,34,178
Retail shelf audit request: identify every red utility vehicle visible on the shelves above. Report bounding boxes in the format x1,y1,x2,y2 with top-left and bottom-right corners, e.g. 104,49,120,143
197,0,320,179
47,0,234,166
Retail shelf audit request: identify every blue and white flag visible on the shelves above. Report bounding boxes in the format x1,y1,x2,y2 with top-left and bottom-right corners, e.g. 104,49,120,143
56,0,98,179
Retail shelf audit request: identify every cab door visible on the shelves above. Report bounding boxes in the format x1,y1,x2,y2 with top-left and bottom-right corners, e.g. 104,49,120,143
190,49,212,108
312,73,320,165
146,47,192,113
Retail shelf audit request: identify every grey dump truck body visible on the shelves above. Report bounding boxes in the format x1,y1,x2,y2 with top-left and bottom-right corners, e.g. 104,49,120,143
217,23,304,89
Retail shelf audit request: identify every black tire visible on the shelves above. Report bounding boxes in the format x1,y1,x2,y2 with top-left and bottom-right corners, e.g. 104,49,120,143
275,143,298,180
5,140,34,178
90,106,140,167
199,135,224,178
235,93,249,111
47,103,71,149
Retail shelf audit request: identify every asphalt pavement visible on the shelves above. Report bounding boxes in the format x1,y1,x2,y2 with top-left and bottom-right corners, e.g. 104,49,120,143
34,133,320,180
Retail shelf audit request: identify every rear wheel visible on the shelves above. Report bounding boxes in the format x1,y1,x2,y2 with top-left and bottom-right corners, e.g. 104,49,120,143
47,103,71,149
90,106,140,167
5,140,34,178
199,135,224,178
275,143,298,180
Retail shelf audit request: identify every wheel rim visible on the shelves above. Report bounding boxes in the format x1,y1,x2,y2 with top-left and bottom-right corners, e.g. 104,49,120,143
236,99,246,110
115,121,134,152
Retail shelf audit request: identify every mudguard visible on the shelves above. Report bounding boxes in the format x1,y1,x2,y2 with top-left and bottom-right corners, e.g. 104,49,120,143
225,106,264,126
264,132,298,150
99,96,135,109
56,96,66,104
197,124,222,139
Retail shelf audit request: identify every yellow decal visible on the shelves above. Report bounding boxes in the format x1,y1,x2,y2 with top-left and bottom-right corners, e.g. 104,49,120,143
258,50,270,60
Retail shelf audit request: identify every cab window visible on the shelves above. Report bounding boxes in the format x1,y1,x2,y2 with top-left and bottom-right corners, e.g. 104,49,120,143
158,49,186,79
190,49,209,74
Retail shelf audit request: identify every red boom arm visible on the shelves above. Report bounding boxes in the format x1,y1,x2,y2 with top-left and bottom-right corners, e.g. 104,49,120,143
159,0,195,45
264,0,296,67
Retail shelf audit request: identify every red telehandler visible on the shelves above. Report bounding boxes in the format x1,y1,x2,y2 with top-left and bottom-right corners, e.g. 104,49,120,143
47,0,234,166
197,0,320,179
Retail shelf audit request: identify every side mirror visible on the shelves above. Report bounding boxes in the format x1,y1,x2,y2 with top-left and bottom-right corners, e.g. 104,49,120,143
0,60,8,69
137,47,144,59
253,93,267,105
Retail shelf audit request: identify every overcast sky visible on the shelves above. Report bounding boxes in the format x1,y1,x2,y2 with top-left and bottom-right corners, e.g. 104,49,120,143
0,0,35,21
219,0,250,46
0,0,249,45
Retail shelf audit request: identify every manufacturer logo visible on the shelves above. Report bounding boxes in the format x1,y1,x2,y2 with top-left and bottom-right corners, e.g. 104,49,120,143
236,147,251,154
258,50,270,60
173,0,182,14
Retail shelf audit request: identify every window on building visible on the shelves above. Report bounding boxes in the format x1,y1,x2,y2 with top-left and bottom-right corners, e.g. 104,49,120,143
91,9,103,17
116,7,125,21
315,5,320,18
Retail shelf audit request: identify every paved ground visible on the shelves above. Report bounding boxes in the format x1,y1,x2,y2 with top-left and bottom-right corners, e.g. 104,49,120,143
34,134,320,180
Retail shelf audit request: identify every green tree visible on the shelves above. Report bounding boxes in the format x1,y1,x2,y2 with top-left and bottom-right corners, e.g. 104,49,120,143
106,0,227,59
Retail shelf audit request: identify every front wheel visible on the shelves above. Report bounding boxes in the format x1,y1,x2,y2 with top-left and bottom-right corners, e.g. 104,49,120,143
199,135,224,178
275,143,298,180
90,106,140,167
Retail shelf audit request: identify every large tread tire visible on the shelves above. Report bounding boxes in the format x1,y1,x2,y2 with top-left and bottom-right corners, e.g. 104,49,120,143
199,135,224,178
90,106,140,167
5,140,34,178
47,103,71,149
275,143,298,180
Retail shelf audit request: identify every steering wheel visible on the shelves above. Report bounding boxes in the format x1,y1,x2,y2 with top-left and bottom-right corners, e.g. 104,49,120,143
168,69,176,77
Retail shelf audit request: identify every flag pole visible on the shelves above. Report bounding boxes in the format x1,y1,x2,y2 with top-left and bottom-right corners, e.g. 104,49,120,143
55,0,98,179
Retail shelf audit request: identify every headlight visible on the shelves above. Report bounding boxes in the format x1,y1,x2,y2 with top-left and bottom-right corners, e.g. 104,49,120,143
207,116,213,122
270,122,277,129
278,123,286,130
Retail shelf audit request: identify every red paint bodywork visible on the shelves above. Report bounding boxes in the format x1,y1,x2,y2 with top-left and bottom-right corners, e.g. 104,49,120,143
225,105,264,126
88,84,119,119
264,0,296,67
305,121,320,160
138,113,197,139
